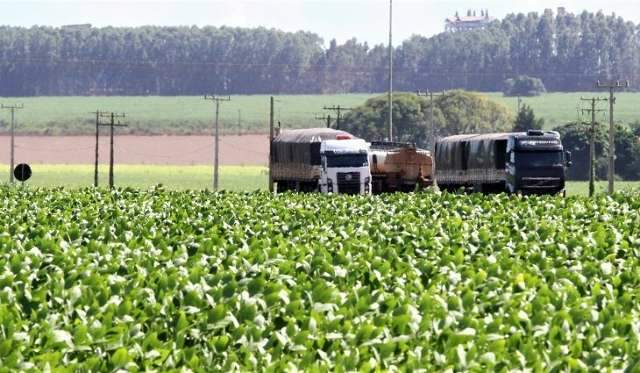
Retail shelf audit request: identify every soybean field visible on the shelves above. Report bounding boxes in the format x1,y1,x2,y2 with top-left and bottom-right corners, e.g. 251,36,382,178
1,188,640,370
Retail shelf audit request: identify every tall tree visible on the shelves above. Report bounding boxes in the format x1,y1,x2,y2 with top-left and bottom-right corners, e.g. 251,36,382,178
513,104,544,132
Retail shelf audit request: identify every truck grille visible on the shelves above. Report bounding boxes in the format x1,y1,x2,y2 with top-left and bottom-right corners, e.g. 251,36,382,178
337,172,360,194
521,177,562,189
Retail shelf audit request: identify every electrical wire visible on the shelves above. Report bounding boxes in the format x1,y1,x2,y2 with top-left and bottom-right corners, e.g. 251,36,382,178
0,56,618,77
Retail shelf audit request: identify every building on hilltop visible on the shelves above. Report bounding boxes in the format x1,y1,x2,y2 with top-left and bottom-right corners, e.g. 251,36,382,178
445,10,495,32
61,24,92,30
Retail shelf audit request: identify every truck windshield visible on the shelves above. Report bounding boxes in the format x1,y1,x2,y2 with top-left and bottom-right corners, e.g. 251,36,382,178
516,151,563,168
326,154,368,168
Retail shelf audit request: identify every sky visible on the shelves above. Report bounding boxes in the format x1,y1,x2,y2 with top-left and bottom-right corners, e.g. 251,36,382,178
0,0,638,46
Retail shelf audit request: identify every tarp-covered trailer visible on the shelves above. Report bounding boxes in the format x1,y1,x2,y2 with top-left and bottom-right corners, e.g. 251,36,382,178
271,128,371,194
435,131,571,195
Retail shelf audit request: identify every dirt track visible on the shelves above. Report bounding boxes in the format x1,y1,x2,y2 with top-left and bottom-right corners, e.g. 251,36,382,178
0,135,269,166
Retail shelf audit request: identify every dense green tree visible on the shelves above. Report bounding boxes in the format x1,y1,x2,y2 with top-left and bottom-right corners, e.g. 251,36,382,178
513,104,545,132
434,90,514,136
554,122,608,180
341,90,513,147
340,93,430,146
503,76,546,97
554,122,640,180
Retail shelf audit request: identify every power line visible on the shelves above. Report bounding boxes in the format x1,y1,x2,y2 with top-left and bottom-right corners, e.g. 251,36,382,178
0,56,627,78
596,79,630,195
204,95,231,191
1,103,24,183
417,90,445,152
322,105,353,130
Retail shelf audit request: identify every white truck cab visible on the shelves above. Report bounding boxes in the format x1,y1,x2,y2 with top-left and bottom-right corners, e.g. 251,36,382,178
319,138,371,194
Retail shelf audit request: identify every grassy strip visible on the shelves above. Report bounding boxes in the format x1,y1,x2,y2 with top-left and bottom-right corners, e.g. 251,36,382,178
2,164,639,196
1,164,267,191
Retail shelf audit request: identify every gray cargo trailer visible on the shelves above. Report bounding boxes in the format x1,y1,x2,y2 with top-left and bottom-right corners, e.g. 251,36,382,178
435,130,572,195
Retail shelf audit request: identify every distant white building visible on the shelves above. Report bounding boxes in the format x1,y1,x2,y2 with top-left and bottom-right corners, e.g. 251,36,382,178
445,10,495,32
61,24,92,30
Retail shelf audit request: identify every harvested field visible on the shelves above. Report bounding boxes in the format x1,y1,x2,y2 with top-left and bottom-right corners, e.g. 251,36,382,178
0,135,268,166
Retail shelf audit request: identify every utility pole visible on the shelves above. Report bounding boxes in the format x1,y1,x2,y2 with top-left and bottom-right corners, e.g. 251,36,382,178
204,95,231,191
580,97,607,197
388,0,394,141
237,109,242,136
1,104,24,184
322,106,353,130
596,80,629,195
315,114,332,129
269,96,274,193
517,96,522,113
417,90,444,152
98,112,126,189
89,110,107,187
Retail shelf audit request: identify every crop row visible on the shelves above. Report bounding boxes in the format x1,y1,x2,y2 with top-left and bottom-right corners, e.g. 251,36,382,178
0,187,639,370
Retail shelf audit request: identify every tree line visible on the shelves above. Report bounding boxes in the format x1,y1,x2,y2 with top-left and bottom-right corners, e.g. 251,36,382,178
0,8,638,96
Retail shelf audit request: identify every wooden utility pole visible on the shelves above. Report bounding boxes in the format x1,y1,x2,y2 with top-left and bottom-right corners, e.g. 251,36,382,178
1,104,24,184
90,110,107,187
388,0,394,142
315,114,332,129
322,106,352,130
517,96,522,113
204,95,231,191
94,110,100,187
269,96,274,193
98,112,126,189
596,80,629,195
417,90,444,152
580,97,607,197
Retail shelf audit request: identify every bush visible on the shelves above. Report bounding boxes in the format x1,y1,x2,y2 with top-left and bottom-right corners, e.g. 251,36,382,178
503,75,546,97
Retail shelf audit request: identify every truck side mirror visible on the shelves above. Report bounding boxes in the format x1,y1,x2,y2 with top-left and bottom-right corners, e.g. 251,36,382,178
565,151,572,167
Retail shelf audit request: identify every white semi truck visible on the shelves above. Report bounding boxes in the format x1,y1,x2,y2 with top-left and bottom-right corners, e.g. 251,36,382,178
271,128,371,194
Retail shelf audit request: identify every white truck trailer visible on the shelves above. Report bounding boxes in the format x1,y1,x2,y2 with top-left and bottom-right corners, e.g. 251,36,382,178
271,128,371,194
